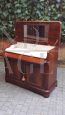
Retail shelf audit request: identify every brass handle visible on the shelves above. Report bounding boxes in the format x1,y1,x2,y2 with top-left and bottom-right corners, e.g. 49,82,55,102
22,75,26,81
20,72,26,81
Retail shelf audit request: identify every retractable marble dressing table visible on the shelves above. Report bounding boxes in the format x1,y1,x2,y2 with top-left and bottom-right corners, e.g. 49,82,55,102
4,21,61,97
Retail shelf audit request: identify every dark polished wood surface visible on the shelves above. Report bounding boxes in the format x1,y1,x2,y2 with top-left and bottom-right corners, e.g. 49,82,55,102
4,21,61,97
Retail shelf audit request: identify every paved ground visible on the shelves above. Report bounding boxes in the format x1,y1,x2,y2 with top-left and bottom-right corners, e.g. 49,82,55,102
0,61,65,115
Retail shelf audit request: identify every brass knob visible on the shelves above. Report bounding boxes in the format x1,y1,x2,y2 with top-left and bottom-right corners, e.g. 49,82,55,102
22,76,26,81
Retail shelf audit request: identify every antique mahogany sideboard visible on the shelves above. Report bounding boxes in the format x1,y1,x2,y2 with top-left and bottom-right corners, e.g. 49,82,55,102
4,21,61,97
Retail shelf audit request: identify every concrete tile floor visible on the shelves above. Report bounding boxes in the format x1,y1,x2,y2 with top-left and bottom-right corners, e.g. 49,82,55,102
0,61,65,115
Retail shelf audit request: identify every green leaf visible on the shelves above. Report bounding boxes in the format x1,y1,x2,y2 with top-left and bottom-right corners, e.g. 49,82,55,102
3,12,8,17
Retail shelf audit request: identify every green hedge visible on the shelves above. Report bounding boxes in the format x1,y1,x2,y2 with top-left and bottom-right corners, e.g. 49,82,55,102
0,0,65,41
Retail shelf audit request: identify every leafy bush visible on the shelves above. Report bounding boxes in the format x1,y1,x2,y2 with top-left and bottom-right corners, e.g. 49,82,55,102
0,0,65,42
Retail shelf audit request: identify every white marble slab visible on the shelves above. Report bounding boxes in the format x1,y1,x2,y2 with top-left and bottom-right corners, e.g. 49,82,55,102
5,42,55,59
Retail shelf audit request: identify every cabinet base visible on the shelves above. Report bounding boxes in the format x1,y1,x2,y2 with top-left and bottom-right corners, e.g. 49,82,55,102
5,77,57,98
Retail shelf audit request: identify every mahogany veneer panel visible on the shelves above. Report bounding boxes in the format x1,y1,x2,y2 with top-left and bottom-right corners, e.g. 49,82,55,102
4,21,61,97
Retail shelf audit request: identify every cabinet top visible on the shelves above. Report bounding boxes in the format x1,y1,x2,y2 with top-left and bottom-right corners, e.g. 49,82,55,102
15,20,62,47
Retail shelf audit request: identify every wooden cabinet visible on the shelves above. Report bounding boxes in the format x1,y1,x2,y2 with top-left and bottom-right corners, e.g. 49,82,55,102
4,21,61,97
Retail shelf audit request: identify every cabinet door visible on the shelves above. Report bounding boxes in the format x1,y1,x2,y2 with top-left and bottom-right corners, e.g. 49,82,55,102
5,58,26,80
25,63,45,88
